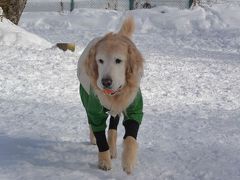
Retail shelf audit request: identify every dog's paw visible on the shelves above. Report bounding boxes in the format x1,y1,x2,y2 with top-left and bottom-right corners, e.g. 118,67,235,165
122,162,134,175
98,150,112,171
110,147,117,159
122,136,138,175
108,129,117,159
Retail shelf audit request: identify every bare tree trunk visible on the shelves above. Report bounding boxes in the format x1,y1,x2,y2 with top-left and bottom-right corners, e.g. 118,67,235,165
0,0,27,25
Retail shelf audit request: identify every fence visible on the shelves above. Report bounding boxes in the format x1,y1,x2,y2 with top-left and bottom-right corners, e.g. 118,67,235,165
24,0,191,12
90,0,191,10
24,0,240,12
200,0,240,6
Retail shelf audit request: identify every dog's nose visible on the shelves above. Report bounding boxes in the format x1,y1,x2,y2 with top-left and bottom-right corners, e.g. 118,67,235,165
102,78,112,88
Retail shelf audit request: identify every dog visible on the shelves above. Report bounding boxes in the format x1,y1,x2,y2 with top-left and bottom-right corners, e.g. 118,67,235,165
77,16,144,174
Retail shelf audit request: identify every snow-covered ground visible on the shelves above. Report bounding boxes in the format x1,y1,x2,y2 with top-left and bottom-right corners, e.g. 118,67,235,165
1,4,240,180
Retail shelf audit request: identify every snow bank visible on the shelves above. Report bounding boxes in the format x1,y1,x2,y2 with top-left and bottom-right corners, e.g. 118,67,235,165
22,4,240,35
20,8,122,46
21,9,121,32
20,4,240,51
129,4,240,34
0,18,52,49
209,4,240,29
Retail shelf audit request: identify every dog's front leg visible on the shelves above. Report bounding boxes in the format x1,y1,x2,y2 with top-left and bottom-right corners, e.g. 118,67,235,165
122,120,139,174
94,131,111,170
122,136,138,174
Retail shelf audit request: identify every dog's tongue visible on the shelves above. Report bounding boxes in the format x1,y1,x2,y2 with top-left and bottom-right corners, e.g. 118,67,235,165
103,89,114,95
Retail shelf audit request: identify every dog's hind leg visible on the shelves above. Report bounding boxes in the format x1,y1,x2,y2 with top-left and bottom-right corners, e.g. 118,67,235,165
108,115,119,159
89,125,96,145
108,130,117,158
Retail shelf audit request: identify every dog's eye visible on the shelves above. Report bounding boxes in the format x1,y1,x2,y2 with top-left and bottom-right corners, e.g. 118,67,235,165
98,59,104,64
115,58,122,64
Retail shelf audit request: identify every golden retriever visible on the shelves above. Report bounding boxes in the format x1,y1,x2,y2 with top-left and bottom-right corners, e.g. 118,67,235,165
77,16,144,174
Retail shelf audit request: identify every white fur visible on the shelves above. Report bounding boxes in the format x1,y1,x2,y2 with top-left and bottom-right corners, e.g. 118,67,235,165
96,49,127,91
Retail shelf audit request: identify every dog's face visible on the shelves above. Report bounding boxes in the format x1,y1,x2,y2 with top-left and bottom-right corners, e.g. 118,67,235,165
95,39,128,92
86,33,143,95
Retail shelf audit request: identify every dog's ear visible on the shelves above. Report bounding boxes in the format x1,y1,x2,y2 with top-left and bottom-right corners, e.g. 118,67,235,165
126,43,144,83
118,16,135,39
85,46,98,80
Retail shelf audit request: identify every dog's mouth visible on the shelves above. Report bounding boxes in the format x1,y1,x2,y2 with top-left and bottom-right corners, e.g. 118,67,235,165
102,85,123,96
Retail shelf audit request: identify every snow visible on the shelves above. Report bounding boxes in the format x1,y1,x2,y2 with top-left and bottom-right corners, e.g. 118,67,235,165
0,19,52,49
1,4,240,180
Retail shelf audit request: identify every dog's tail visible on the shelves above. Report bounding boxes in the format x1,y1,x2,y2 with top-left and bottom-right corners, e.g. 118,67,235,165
118,16,135,39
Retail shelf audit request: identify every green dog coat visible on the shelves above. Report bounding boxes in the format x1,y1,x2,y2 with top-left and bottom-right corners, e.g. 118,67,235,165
79,84,143,132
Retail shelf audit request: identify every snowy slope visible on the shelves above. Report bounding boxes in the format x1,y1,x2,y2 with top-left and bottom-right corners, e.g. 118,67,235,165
1,5,240,180
0,18,52,49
